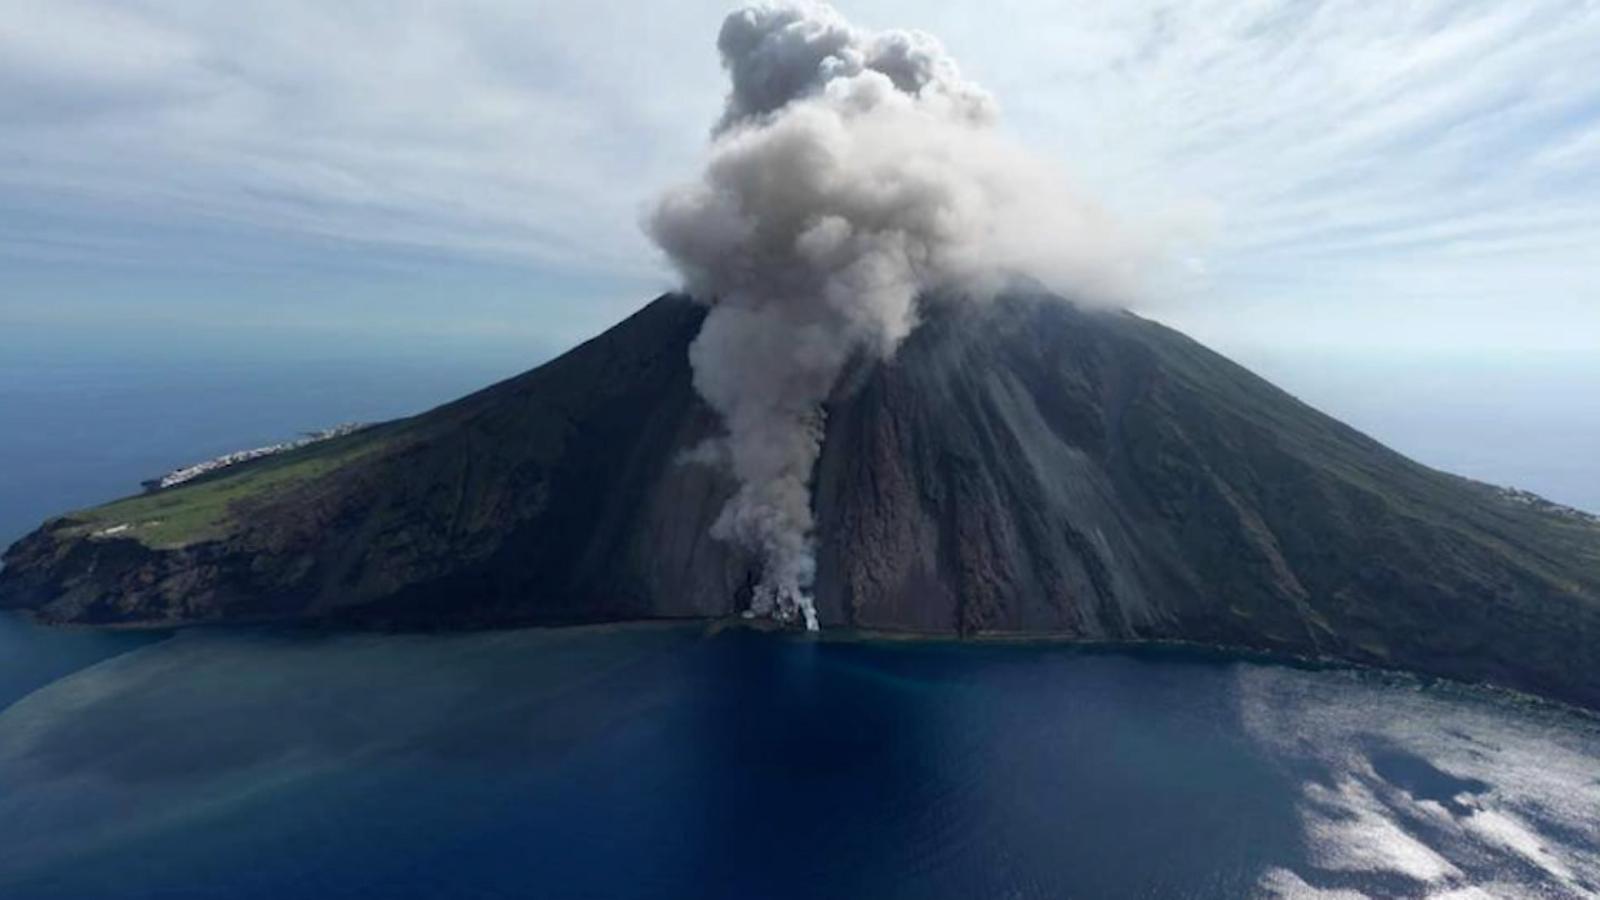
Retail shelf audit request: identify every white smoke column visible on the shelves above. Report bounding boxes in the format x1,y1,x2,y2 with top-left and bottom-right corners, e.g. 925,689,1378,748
648,1,1144,631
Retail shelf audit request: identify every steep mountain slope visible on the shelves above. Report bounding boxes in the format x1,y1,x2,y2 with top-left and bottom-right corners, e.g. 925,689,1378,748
4,293,1599,707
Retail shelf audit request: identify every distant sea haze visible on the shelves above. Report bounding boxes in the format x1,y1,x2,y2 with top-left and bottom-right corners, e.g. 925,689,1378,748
1176,340,1600,516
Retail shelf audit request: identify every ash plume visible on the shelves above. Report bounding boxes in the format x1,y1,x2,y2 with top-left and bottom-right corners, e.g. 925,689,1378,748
648,1,1144,630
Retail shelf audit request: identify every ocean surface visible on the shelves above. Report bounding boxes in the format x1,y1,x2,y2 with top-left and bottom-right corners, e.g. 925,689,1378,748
0,620,1597,899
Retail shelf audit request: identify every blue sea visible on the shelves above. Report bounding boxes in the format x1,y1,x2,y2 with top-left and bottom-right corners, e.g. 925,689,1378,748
0,622,1597,898
1,336,1598,899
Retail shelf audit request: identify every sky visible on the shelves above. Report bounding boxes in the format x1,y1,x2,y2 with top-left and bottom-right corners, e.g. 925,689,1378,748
1,0,1597,505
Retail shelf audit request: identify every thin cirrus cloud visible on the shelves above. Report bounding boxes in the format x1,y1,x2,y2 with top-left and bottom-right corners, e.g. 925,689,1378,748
1,0,1598,352
0,0,720,283
923,0,1600,351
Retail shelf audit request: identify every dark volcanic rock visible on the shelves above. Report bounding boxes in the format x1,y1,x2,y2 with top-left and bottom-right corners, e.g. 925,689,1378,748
4,292,1599,708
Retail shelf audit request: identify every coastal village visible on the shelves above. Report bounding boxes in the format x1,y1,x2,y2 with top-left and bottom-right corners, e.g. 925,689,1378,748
142,423,368,492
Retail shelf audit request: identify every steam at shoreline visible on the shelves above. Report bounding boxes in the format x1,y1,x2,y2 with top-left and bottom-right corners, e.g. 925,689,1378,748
648,1,1145,629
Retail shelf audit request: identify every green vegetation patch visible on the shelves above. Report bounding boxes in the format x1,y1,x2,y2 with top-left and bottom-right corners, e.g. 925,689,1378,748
62,427,397,550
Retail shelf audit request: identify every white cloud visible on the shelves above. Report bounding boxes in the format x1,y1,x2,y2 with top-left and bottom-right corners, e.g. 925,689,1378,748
0,0,729,275
1,0,1597,352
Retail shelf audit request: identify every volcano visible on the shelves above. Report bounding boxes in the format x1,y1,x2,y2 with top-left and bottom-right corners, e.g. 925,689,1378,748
4,292,1599,707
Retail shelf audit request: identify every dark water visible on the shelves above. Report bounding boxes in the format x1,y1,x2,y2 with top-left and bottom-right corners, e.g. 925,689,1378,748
0,620,1595,900
0,615,164,711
